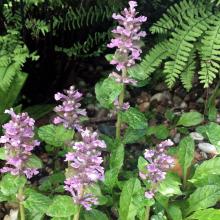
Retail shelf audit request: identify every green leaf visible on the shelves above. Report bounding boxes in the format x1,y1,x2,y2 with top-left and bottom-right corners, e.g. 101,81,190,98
128,64,149,81
0,191,8,202
51,218,69,220
185,185,220,216
95,78,123,108
24,191,52,214
123,128,146,144
205,122,220,149
177,136,195,180
151,212,167,220
190,175,220,188
146,125,169,140
119,178,142,220
158,173,182,197
38,124,74,147
167,205,182,220
39,172,65,192
86,184,109,205
0,147,6,160
83,209,109,220
104,141,124,189
0,174,26,196
46,195,77,218
0,71,27,125
120,107,148,130
190,157,220,185
177,112,204,127
137,156,148,173
186,208,220,220
26,212,45,220
105,54,114,62
26,155,43,169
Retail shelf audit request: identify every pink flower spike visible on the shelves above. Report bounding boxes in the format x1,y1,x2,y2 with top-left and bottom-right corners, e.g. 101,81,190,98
108,1,147,70
53,85,87,130
0,109,40,179
64,128,106,210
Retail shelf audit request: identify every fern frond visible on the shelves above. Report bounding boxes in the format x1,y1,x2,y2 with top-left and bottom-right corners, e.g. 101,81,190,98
128,41,169,80
180,52,196,91
199,15,220,87
53,3,120,31
164,10,213,88
3,4,22,30
150,0,196,34
0,32,30,92
55,31,110,57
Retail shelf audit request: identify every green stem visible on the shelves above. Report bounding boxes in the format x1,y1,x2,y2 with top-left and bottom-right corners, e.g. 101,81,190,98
73,206,81,220
73,187,83,220
183,174,187,190
116,68,127,139
18,186,25,220
145,206,150,220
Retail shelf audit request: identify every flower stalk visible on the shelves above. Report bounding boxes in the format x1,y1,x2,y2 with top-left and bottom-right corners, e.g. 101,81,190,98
107,1,147,139
73,205,81,220
18,186,25,220
145,206,150,220
116,69,127,139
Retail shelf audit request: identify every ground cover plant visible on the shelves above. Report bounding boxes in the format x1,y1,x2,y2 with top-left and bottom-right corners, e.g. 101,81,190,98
1,0,220,220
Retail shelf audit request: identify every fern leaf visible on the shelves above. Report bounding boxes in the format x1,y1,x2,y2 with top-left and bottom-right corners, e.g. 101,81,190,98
199,15,220,87
0,32,30,92
150,0,196,34
164,11,213,88
180,52,196,91
55,3,121,32
55,31,110,57
128,41,169,80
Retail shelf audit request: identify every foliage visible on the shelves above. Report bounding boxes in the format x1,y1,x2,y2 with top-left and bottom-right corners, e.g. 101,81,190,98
0,30,37,125
1,1,220,220
2,0,124,58
129,0,220,90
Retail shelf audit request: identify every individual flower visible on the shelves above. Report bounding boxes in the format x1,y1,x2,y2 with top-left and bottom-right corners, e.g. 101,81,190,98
109,72,137,85
114,98,130,111
0,109,40,179
107,1,147,71
53,85,87,130
64,128,106,210
108,99,130,118
140,139,174,198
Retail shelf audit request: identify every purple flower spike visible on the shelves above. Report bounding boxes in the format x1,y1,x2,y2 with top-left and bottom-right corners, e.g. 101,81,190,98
140,139,174,198
53,85,87,130
64,128,106,210
108,1,147,71
0,109,40,179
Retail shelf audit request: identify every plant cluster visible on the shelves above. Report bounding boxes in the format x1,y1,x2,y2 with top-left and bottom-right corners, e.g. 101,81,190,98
1,1,220,220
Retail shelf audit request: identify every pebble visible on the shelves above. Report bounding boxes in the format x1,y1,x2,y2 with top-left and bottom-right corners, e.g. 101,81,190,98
138,102,150,112
155,83,167,91
3,209,18,220
190,132,204,141
180,101,187,109
173,95,182,106
198,142,218,155
150,91,171,102
173,133,181,144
